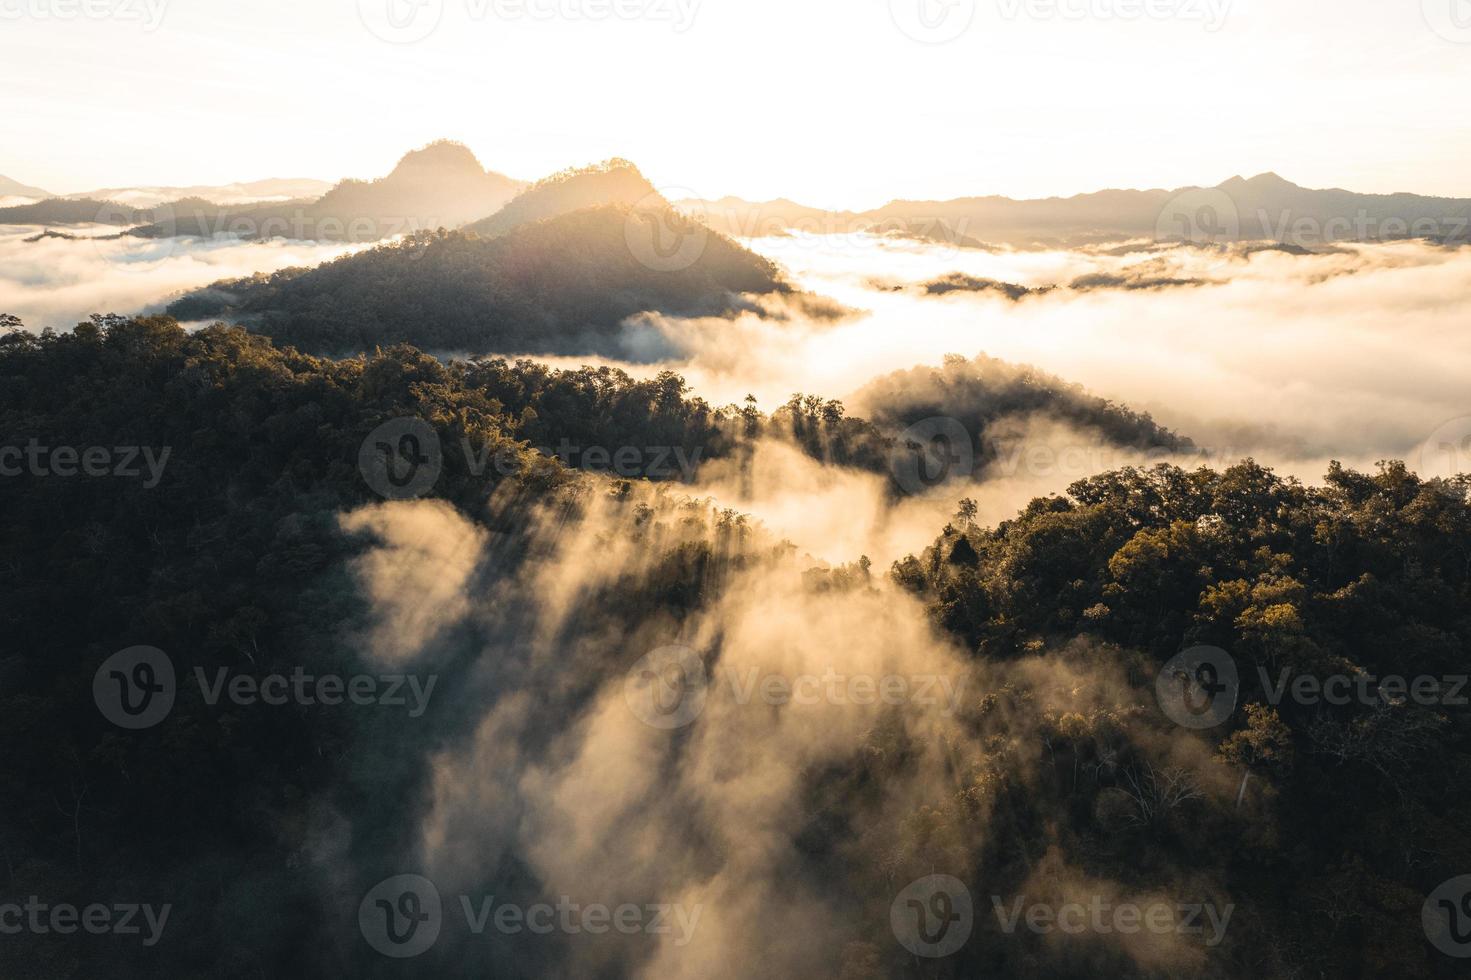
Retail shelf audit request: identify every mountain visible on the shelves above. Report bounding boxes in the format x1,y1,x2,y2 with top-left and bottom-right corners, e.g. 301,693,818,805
851,353,1194,462
297,140,523,231
689,173,1471,249
464,158,661,238
0,143,522,236
0,179,335,225
690,195,990,249
124,141,525,242
1205,171,1471,243
65,177,333,208
167,204,790,356
0,196,150,225
0,174,49,199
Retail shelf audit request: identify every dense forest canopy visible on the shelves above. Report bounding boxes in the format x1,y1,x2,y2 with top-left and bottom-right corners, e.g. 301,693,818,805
1,315,1467,976
166,210,792,357
464,158,664,239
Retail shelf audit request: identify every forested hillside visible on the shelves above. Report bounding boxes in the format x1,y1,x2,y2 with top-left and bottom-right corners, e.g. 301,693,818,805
465,158,663,238
3,316,1467,977
889,460,1471,976
166,209,791,356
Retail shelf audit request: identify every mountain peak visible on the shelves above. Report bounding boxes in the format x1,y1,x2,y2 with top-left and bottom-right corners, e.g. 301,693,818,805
389,140,486,178
1220,171,1298,191
533,157,648,189
466,157,662,238
1246,171,1296,188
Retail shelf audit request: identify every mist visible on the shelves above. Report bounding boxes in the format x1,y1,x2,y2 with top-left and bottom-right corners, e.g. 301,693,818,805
0,224,366,330
322,476,1247,978
618,234,1471,482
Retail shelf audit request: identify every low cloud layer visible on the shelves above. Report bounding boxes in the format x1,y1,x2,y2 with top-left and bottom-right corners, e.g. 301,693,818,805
6,225,1467,537
629,234,1471,485
0,224,364,330
322,479,1243,978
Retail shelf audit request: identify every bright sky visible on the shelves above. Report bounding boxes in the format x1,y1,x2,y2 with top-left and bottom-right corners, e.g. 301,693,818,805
3,0,1470,208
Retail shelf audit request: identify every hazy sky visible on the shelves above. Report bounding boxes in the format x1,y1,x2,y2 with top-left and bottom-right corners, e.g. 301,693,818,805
4,0,1471,208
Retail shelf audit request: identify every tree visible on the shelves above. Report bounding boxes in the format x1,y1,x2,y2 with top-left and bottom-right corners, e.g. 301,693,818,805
1217,703,1294,806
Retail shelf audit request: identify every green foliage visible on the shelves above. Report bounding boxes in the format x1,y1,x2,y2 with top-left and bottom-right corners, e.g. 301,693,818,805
464,157,658,238
168,209,790,357
854,352,1195,467
894,459,1471,976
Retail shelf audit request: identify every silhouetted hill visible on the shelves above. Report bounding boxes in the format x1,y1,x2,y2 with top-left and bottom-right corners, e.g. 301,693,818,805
691,196,992,249
689,173,1471,248
0,196,148,225
465,158,661,238
168,204,790,357
66,177,332,208
0,174,49,199
1204,171,1471,243
127,141,524,242
850,353,1194,472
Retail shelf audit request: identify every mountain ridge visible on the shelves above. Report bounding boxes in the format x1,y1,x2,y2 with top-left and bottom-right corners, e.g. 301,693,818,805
0,141,525,242
0,174,50,199
685,172,1471,248
167,204,792,358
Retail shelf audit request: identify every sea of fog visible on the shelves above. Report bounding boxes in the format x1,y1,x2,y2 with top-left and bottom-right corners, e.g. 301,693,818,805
5,223,1469,978
3,224,1469,563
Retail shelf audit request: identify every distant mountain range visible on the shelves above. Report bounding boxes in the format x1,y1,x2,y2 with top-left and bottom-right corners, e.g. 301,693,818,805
64,178,332,208
0,175,328,208
169,159,790,357
11,150,1468,251
0,174,50,199
0,141,525,243
685,173,1471,248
